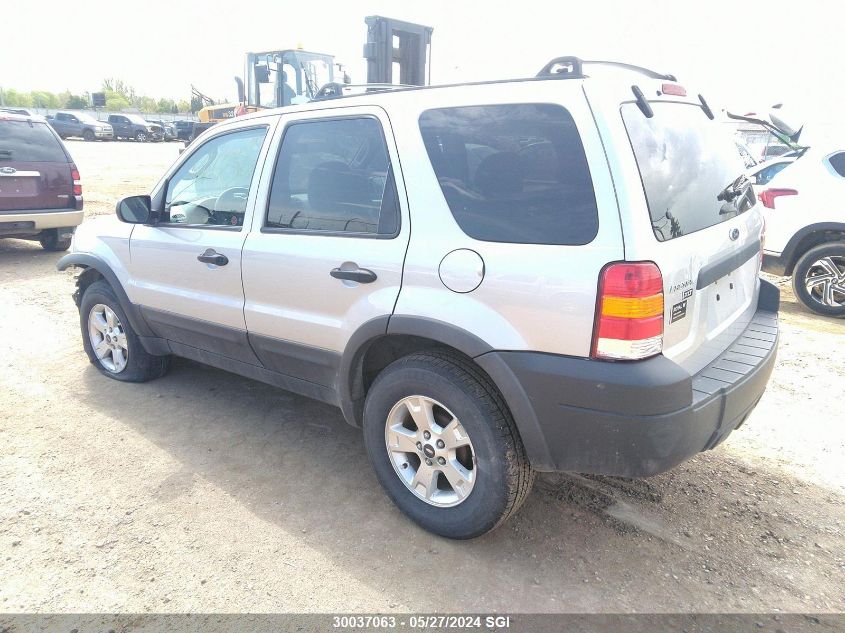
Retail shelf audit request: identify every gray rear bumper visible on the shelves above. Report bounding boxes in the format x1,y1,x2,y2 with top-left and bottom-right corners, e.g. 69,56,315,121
477,279,780,476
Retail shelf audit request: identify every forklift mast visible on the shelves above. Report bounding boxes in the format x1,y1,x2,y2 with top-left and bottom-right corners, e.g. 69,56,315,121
363,16,433,86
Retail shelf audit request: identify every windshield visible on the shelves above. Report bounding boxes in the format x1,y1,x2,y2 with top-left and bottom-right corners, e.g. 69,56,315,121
622,102,753,242
126,114,147,125
77,113,99,124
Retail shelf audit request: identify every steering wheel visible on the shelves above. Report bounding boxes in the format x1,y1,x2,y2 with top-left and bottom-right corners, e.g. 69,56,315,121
215,187,249,214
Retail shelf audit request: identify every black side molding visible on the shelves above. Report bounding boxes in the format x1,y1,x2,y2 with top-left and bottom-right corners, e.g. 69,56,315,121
696,240,760,290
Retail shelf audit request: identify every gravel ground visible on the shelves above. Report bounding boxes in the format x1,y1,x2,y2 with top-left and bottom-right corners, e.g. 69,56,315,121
0,141,843,614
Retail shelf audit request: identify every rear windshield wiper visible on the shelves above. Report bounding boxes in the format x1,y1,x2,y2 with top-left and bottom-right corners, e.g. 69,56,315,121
717,174,751,203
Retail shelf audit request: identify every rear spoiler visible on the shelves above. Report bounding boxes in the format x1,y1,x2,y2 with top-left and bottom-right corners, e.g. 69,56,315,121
727,110,804,149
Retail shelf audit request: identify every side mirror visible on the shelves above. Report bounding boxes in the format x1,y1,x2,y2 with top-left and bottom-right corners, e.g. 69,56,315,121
116,195,153,224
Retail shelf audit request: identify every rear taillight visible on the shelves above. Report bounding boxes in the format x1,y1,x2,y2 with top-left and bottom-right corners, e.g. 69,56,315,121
758,188,797,209
71,165,82,196
592,262,664,361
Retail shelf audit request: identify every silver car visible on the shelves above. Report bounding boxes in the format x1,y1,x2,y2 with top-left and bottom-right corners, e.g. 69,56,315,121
57,57,779,539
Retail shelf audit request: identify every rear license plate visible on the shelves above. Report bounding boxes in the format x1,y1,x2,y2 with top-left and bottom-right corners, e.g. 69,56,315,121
0,177,38,196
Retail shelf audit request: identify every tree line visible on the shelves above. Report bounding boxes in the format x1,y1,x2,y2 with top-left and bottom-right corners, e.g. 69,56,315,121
0,78,197,114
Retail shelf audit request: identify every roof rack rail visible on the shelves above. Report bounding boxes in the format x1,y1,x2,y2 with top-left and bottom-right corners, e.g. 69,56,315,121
312,82,413,101
537,56,677,82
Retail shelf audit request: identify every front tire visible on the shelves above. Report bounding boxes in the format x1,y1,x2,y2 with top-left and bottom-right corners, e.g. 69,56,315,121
134,130,147,142
82,129,95,142
363,351,535,539
792,242,845,317
80,280,171,382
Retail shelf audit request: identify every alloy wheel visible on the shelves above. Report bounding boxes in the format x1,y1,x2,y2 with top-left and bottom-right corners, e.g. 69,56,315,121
87,304,129,373
384,395,476,507
804,256,845,308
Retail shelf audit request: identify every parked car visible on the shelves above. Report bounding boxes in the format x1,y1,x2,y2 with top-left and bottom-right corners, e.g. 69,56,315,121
57,58,779,538
147,120,176,141
758,146,845,316
1,112,83,250
172,120,195,141
48,111,114,142
107,114,162,142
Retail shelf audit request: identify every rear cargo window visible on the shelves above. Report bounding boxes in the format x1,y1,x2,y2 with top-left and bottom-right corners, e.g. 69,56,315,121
419,104,598,245
0,120,67,163
622,103,751,241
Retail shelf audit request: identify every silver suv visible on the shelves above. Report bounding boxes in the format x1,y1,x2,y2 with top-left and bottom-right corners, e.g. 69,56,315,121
58,58,780,539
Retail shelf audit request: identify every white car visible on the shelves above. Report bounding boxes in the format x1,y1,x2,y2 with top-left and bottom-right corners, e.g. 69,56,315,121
56,57,779,538
759,146,845,316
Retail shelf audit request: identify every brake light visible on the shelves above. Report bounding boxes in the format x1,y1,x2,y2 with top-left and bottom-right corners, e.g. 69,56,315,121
758,188,797,209
592,262,664,360
71,165,82,196
661,83,687,97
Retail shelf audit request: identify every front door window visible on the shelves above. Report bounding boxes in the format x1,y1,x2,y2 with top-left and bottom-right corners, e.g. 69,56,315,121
164,126,268,227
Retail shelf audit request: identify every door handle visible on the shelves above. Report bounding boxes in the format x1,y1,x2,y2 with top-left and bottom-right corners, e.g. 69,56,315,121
197,248,228,266
330,267,377,284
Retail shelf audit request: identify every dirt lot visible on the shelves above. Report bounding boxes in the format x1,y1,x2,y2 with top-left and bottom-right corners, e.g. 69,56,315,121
0,140,843,614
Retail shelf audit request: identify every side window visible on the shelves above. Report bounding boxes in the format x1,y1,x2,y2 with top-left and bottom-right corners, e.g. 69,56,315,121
265,117,399,236
164,126,268,227
419,104,599,245
829,152,845,177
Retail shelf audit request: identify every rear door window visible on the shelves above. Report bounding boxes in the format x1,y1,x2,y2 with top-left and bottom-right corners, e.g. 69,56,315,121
622,102,751,241
0,120,67,162
828,152,845,177
419,104,598,245
265,117,399,236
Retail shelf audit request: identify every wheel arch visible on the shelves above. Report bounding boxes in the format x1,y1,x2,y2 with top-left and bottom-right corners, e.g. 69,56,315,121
338,315,555,471
781,223,845,275
57,253,157,340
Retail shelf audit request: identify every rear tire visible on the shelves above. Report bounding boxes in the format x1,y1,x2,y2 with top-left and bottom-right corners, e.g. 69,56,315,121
39,229,72,251
362,351,535,539
80,280,171,382
792,242,845,317
82,129,95,142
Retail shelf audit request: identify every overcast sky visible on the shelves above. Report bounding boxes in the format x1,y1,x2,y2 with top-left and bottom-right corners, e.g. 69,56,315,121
3,0,841,130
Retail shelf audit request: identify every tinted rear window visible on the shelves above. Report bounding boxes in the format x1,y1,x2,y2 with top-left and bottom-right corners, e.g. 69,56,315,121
0,121,67,162
622,103,751,241
419,104,598,245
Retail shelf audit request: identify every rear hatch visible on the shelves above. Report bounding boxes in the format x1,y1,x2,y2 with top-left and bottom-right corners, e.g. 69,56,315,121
619,98,764,372
0,118,72,211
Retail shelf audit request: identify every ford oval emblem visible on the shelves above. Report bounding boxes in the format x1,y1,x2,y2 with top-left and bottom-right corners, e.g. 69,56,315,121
729,228,740,241
0,167,16,175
